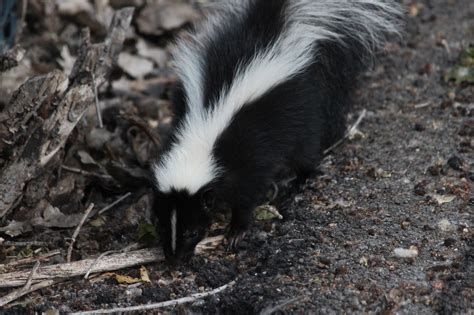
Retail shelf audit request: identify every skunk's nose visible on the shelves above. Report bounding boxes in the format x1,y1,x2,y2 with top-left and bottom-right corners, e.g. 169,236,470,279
164,249,193,266
165,254,179,266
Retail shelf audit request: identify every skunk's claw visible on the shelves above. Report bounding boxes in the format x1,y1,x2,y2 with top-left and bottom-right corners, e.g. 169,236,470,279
226,229,247,251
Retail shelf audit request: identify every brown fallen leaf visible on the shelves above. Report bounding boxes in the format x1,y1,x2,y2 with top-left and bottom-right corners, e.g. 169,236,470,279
431,194,456,205
140,266,151,283
115,273,142,284
195,235,225,255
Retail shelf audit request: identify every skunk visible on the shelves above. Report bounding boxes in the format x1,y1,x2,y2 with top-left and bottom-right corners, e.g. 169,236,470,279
152,0,401,263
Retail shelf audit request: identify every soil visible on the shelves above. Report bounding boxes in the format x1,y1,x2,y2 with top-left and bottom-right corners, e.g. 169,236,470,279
1,0,473,314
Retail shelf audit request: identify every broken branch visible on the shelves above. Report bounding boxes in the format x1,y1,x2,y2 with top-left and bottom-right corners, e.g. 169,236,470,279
70,280,236,314
0,248,164,288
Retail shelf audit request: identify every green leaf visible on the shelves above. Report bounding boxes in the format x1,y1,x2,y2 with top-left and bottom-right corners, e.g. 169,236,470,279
254,204,283,221
138,223,158,245
445,47,474,84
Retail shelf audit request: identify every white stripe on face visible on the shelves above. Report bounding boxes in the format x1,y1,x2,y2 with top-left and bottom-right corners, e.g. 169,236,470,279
171,209,177,254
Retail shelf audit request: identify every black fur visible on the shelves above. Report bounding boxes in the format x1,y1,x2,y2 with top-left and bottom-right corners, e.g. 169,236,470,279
153,0,399,263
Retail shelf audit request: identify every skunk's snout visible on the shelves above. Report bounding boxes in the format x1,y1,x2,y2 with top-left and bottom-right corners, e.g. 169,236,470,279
164,244,195,265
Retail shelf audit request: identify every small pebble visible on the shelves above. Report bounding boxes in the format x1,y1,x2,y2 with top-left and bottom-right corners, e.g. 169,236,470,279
335,265,348,275
443,238,456,247
414,122,425,131
414,180,428,196
319,257,331,265
438,219,455,232
447,155,463,171
394,246,419,258
427,164,441,176
467,171,474,182
400,221,410,230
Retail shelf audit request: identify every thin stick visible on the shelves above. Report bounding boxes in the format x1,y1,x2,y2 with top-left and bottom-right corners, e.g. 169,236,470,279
84,243,140,279
25,261,40,288
61,165,113,179
0,248,164,288
70,280,236,314
96,192,132,216
2,241,47,247
270,181,279,202
0,280,57,307
260,296,306,315
67,203,95,263
92,72,104,128
323,109,367,155
2,250,60,268
0,261,41,307
414,101,431,109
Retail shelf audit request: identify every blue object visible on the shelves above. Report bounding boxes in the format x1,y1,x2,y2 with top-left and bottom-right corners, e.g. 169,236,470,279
0,0,17,54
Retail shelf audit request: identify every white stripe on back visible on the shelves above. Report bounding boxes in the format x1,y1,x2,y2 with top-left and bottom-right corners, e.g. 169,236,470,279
153,0,400,194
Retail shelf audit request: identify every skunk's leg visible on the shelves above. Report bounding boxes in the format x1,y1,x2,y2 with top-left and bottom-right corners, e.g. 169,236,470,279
292,151,322,189
226,199,255,250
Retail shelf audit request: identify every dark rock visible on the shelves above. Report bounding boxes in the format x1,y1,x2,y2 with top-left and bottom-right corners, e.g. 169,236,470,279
444,238,456,247
414,122,425,131
414,180,428,196
427,164,441,176
447,155,463,171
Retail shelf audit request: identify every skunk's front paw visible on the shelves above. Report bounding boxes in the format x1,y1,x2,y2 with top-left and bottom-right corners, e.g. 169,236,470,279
225,218,250,251
226,228,247,251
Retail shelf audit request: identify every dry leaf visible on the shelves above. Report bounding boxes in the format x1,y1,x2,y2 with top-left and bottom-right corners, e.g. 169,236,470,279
255,204,283,220
432,194,456,205
89,216,106,227
0,220,31,237
140,266,151,283
195,235,225,254
30,201,83,228
114,274,142,284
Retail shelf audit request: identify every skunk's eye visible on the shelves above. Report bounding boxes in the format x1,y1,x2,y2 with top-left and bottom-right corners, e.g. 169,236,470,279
184,230,199,239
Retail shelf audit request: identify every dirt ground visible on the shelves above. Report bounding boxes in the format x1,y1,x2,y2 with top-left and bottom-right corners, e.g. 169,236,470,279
1,0,473,314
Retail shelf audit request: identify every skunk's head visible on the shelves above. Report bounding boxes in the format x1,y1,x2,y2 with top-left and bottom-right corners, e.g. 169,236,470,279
153,189,212,264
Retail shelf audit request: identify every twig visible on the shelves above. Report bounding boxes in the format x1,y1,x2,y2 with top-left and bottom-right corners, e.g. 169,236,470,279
270,181,279,202
67,204,95,263
0,261,41,307
96,192,132,216
84,243,140,279
24,261,40,288
92,72,104,128
61,165,113,179
2,241,47,247
0,280,58,307
70,280,236,314
260,296,306,315
2,250,60,269
323,109,367,155
0,248,164,288
414,101,431,109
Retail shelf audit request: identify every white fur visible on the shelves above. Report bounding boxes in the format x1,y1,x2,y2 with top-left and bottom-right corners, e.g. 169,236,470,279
171,209,177,253
153,0,401,194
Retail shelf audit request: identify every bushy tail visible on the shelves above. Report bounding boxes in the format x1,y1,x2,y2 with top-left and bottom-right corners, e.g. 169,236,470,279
285,0,402,58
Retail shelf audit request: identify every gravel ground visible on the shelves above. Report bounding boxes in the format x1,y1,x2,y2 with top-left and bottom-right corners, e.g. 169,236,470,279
2,0,473,313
